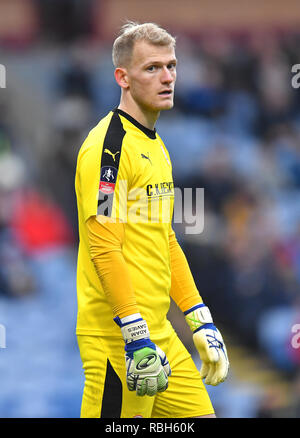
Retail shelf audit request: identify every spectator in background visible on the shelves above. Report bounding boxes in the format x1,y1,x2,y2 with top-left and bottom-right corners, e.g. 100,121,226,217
47,52,95,234
0,149,75,298
0,152,35,297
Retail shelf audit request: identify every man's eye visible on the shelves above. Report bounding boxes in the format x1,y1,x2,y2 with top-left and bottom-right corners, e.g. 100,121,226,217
147,66,157,72
168,63,176,70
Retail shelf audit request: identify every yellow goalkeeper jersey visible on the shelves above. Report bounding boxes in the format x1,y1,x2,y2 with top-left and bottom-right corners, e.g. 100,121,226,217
75,108,175,338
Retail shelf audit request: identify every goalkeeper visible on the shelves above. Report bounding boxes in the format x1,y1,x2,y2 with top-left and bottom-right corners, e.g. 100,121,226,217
75,21,229,418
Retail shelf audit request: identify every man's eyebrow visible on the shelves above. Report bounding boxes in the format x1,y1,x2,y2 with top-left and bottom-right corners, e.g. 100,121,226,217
143,58,177,67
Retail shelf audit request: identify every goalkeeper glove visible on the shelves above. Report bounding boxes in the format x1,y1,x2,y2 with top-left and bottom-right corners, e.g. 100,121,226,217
114,314,171,396
184,304,229,386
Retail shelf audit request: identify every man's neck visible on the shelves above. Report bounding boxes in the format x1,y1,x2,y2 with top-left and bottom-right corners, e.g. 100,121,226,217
118,99,159,131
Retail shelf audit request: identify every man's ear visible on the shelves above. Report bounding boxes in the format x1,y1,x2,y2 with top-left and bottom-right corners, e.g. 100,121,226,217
114,67,129,89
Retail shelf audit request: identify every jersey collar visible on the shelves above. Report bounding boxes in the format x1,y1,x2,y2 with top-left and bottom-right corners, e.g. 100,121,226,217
114,108,157,140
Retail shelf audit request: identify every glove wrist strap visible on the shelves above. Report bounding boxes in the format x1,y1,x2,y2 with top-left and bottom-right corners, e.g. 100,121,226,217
121,319,150,344
114,314,150,344
184,304,213,333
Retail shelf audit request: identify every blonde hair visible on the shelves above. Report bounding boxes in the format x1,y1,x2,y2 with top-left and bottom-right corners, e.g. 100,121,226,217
112,21,176,68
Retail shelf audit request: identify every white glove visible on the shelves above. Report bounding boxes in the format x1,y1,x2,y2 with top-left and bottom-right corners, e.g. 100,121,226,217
114,314,171,396
185,304,229,386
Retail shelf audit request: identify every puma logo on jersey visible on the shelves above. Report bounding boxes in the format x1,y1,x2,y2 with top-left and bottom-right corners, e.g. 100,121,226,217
141,152,152,165
104,148,120,162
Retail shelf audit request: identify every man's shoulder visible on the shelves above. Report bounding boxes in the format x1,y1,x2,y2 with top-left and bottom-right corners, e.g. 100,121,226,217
78,111,114,155
78,109,144,164
87,111,114,142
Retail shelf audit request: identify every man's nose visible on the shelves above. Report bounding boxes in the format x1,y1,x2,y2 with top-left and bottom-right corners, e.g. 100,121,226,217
161,66,174,83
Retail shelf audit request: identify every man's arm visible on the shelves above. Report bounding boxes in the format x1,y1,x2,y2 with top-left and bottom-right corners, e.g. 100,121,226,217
169,227,203,312
169,227,229,386
86,215,171,396
87,215,139,318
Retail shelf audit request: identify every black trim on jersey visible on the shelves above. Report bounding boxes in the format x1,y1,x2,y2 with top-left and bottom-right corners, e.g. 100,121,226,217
114,107,157,140
101,360,122,418
97,111,126,217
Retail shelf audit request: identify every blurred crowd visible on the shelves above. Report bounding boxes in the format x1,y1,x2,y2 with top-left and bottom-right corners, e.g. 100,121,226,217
172,32,300,370
0,0,300,418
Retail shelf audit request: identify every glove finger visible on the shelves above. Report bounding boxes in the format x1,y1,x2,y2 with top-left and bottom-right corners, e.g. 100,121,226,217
127,374,137,392
210,351,230,385
215,354,230,384
200,361,210,380
156,370,168,393
204,363,217,385
210,363,225,386
146,377,158,397
193,332,211,363
136,377,146,396
136,377,157,397
156,346,171,376
157,382,168,393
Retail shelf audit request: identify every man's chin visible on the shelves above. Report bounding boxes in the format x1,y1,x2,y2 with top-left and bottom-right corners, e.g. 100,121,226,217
157,100,174,111
141,99,174,113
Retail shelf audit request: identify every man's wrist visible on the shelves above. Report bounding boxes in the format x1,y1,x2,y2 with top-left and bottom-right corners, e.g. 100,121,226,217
114,313,156,356
184,303,214,333
115,313,143,326
114,313,151,343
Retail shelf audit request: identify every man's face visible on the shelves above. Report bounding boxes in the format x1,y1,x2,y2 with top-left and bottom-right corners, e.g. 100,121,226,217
124,40,177,113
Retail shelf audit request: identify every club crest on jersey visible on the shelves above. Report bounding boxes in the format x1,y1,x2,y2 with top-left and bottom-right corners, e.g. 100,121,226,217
99,166,117,194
